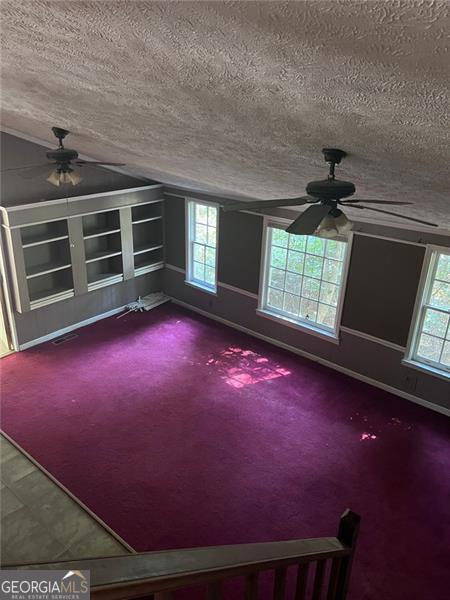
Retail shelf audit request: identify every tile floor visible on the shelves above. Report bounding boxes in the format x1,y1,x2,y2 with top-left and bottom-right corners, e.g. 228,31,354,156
0,433,131,565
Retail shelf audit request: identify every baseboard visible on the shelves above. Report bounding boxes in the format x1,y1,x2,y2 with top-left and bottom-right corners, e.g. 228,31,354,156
0,430,135,554
170,298,450,417
19,305,127,350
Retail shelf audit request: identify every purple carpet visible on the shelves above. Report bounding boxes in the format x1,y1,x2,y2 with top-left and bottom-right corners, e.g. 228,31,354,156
1,303,449,599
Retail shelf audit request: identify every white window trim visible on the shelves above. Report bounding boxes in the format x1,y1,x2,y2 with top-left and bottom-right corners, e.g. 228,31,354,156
257,215,353,343
403,244,450,380
185,198,219,295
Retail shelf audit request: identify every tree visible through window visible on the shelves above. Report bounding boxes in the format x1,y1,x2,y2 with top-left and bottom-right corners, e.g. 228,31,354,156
262,227,348,335
187,201,218,292
408,250,450,373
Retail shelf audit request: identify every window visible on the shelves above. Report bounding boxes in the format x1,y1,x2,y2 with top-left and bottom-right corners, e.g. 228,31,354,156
186,200,218,292
259,225,349,338
406,248,450,375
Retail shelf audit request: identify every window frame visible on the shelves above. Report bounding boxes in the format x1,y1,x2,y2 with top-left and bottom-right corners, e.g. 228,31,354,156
185,198,219,294
257,216,353,343
404,245,450,379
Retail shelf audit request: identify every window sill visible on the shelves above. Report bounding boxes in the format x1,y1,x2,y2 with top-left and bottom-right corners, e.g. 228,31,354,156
256,308,340,344
184,280,218,296
402,358,450,382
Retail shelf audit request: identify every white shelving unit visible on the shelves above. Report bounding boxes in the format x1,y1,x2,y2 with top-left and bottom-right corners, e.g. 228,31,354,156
132,201,164,276
0,185,165,313
21,220,75,309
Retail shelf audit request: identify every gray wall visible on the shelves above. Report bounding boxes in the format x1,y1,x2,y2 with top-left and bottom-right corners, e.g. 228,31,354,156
1,132,150,207
15,271,162,345
163,190,450,411
1,132,163,346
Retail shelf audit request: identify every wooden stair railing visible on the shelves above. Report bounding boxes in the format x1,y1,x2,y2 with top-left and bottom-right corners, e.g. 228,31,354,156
14,510,360,600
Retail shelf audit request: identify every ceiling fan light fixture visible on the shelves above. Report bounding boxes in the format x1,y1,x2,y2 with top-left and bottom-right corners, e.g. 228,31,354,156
334,211,353,234
46,169,62,186
46,167,82,186
316,215,338,238
67,170,82,185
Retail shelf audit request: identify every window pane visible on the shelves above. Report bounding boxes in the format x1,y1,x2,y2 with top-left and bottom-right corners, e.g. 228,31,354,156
193,261,204,281
284,293,300,316
285,272,302,295
317,303,336,328
204,266,215,286
269,268,285,290
205,246,216,267
188,202,218,290
207,226,216,247
196,204,208,224
289,235,306,252
441,341,450,367
436,253,450,283
322,258,342,284
271,246,287,269
325,240,345,261
306,236,325,256
416,333,443,363
193,243,205,263
195,223,207,243
422,308,448,338
320,281,339,306
207,206,217,227
272,228,289,248
287,250,304,274
264,228,348,334
267,287,284,310
302,277,320,301
429,281,450,310
410,250,450,372
304,255,323,279
299,298,318,321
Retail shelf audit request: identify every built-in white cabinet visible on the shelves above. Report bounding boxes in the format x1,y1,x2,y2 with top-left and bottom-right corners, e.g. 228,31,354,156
1,185,164,313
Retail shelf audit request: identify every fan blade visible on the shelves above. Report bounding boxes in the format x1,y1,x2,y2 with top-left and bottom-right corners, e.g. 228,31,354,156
222,196,315,213
339,198,413,206
1,163,51,177
17,164,56,179
349,204,438,227
75,160,125,166
341,199,412,205
286,204,332,235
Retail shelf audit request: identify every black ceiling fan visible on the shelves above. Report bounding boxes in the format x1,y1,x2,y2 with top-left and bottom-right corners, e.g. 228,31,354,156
2,127,125,187
223,148,438,235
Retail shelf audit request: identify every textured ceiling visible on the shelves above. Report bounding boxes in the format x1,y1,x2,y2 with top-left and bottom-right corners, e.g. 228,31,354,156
1,1,449,228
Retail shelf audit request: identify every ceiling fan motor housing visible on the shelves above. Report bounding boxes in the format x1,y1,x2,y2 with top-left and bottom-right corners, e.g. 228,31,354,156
306,178,356,201
46,147,79,164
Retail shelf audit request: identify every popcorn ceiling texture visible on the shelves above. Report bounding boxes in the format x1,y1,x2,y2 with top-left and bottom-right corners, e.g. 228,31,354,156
1,1,449,227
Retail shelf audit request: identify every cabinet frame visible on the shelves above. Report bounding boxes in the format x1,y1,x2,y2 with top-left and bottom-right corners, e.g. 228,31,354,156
0,185,164,313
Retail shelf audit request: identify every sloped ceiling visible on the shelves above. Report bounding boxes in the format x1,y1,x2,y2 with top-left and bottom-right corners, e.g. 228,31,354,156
1,1,449,228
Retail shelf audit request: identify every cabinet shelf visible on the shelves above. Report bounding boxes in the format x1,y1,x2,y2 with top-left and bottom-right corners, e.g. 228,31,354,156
30,286,75,309
135,261,164,277
85,250,122,264
87,272,124,291
26,263,72,279
132,216,163,225
84,227,121,240
133,244,164,256
21,220,68,247
22,234,69,248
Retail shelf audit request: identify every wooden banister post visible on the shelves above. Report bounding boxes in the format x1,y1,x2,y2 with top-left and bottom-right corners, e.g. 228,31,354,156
334,509,361,600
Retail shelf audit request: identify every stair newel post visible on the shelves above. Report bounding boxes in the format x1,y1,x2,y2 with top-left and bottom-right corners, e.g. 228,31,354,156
334,509,361,600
